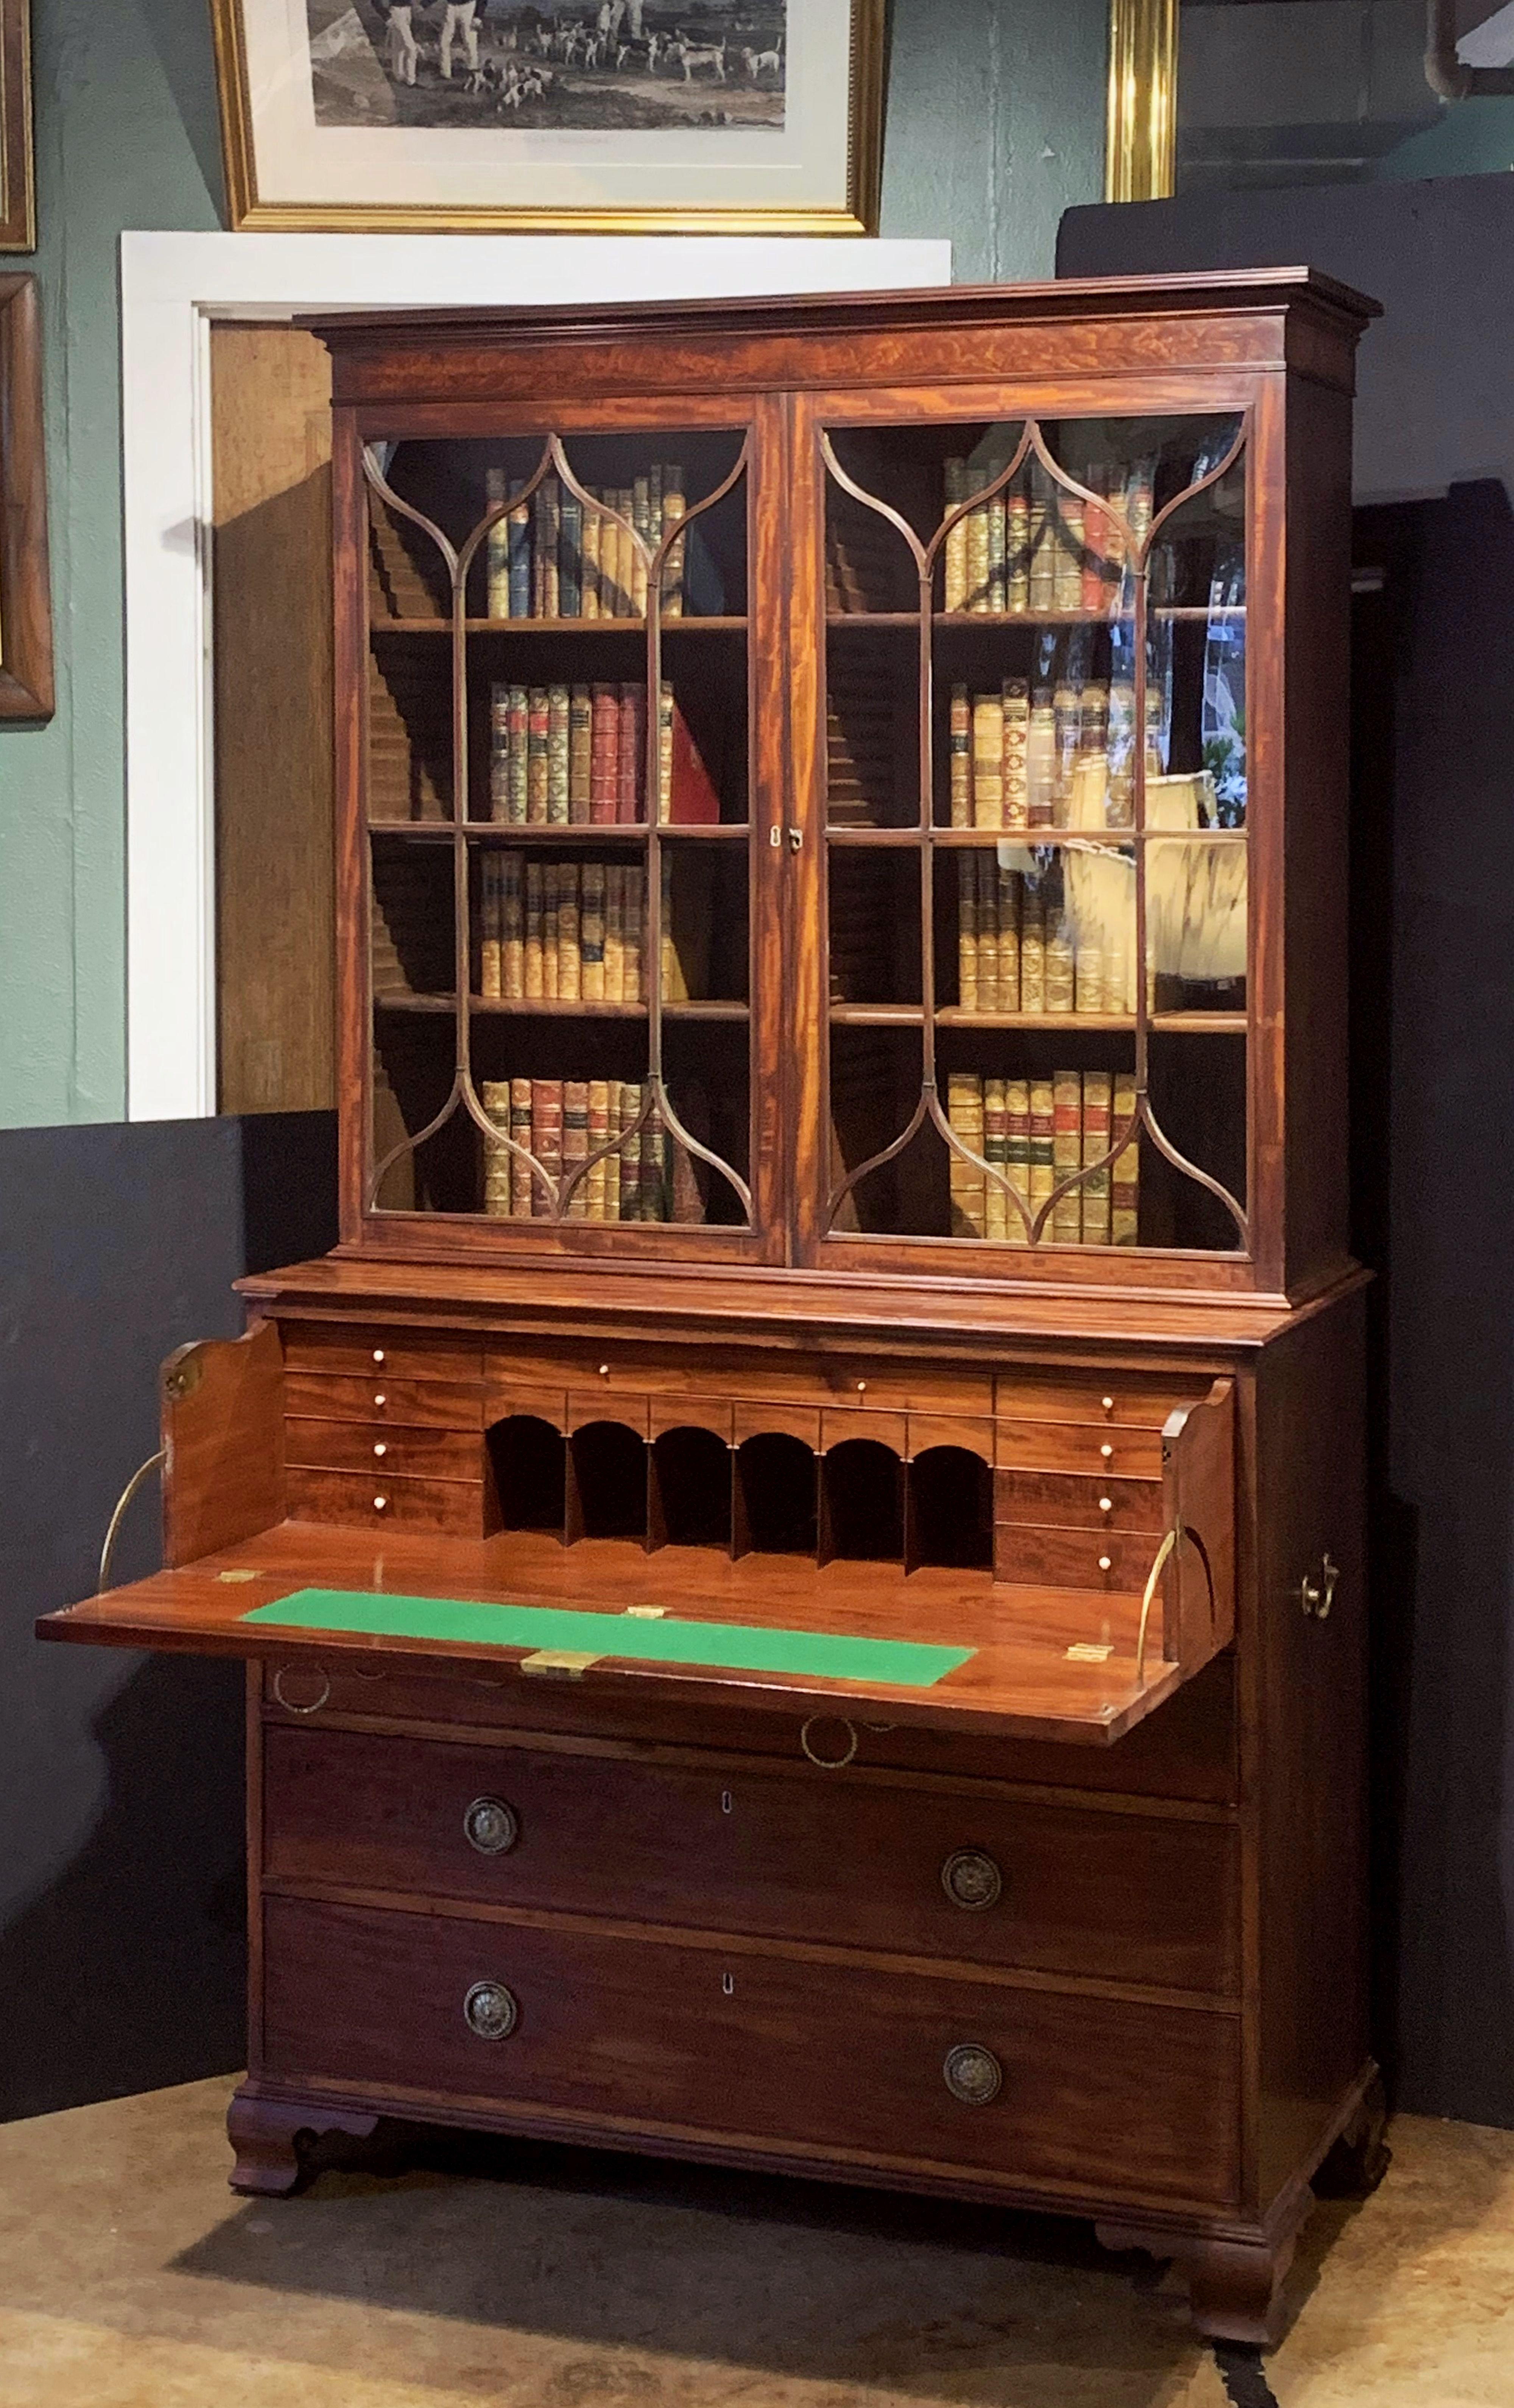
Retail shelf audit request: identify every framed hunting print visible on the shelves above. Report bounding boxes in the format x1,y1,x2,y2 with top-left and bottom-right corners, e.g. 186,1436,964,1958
211,0,883,234
0,276,51,719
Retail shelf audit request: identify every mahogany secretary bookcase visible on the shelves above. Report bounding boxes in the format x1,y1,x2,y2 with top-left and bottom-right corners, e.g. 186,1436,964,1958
41,274,1385,2345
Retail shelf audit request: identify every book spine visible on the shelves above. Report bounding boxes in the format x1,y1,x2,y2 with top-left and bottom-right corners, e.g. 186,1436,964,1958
526,686,549,824
481,1079,511,1219
542,476,561,618
508,482,531,618
1053,677,1081,829
949,682,972,828
1002,678,1030,831
523,859,544,998
546,683,570,826
603,864,625,1004
532,1078,564,1198
943,458,966,612
1028,466,1056,613
1112,1071,1139,1243
540,860,560,1001
977,851,999,1011
603,1083,623,1224
1026,686,1056,830
661,469,685,617
631,475,651,617
983,1075,1008,1241
489,682,511,821
946,1070,986,1237
1045,903,1076,1015
485,467,510,619
987,468,1007,614
531,480,548,617
1082,468,1109,613
972,691,1005,828
568,684,593,826
1081,1068,1113,1246
586,1079,610,1221
995,861,1020,1011
1029,1076,1055,1234
1006,475,1030,614
580,861,606,1002
1020,885,1046,1012
501,853,524,999
559,485,582,619
614,491,636,618
557,862,581,1002
562,1080,589,1217
1053,494,1085,611
966,470,990,615
580,493,602,620
659,850,686,1002
618,1082,642,1220
1005,1077,1031,1244
479,852,501,999
640,1096,666,1220
506,685,529,824
619,683,644,825
657,686,674,823
957,852,978,1010
623,866,644,1002
509,1077,534,1218
590,682,619,826
1051,1069,1083,1243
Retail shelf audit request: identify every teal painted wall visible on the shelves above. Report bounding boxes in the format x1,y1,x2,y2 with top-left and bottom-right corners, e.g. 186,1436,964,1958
0,0,1107,1129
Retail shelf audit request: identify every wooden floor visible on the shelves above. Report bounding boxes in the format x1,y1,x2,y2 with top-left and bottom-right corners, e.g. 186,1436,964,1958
0,2077,1509,2406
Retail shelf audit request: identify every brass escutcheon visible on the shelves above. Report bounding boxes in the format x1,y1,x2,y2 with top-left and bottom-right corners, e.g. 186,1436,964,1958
463,1796,519,1856
941,1848,1003,1912
943,2043,1003,2106
463,1980,518,2041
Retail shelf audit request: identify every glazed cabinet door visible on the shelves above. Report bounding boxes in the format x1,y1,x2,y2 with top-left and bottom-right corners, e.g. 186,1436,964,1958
337,390,788,1262
787,381,1272,1290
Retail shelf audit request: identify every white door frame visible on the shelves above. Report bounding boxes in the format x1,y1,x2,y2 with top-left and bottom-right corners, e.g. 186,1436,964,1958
121,230,951,1121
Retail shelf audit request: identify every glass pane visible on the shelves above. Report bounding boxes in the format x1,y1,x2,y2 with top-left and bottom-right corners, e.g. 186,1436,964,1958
363,429,753,1232
820,409,1249,1257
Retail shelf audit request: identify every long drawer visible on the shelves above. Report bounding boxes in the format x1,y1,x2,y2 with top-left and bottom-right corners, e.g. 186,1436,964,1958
285,1371,484,1430
285,1467,490,1536
261,1893,1240,2205
262,1726,1238,1994
284,1418,484,1480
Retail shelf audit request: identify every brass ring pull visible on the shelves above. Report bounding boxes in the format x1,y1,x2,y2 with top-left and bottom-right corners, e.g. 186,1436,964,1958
943,2043,1002,2105
800,1715,858,1769
463,1980,518,2041
272,1665,332,1716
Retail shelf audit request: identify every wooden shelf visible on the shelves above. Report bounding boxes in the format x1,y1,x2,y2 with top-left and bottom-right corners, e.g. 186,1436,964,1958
374,994,749,1022
828,1005,1247,1034
827,827,1248,848
826,608,1243,629
371,616,748,636
369,821,751,841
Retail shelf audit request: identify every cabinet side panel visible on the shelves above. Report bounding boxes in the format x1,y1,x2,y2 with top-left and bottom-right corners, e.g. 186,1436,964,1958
1283,375,1355,1294
1254,1291,1369,2204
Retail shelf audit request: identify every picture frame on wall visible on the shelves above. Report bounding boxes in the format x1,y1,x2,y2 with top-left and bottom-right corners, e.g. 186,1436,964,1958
0,0,35,250
210,0,884,234
0,276,52,721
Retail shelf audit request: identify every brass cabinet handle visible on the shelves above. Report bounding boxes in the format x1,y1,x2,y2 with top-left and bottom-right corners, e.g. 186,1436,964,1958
272,1665,331,1716
943,2043,1002,2105
800,1715,857,1769
463,1980,518,2041
463,1796,519,1856
941,1848,1003,1912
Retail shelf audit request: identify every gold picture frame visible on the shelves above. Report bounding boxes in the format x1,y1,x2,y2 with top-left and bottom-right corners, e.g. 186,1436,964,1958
0,275,53,719
0,0,36,251
210,0,883,235
1105,0,1178,204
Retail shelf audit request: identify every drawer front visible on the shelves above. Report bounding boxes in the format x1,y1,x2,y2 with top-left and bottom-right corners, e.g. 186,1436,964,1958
284,1418,484,1479
995,1376,1204,1428
994,1470,1165,1535
285,1371,483,1430
262,1895,1239,2204
282,1324,484,1384
258,1648,1238,1805
285,1466,488,1536
994,1522,1162,1591
996,1421,1165,1478
263,1726,1238,1994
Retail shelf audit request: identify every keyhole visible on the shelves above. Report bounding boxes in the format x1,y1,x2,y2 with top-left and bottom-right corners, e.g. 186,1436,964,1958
721,1790,733,1815
721,1972,735,1997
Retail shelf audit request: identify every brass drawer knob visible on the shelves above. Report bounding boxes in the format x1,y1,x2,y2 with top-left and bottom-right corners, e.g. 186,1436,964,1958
941,1848,1002,1912
463,1795,519,1856
463,1979,518,2041
943,2043,1002,2106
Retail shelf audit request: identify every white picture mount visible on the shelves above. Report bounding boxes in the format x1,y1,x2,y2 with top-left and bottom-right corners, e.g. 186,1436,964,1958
121,229,952,1121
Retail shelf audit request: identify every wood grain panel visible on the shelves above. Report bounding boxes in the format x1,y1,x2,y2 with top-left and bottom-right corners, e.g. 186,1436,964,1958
262,1724,1240,1994
161,1324,285,1567
212,324,335,1114
261,1893,1241,2204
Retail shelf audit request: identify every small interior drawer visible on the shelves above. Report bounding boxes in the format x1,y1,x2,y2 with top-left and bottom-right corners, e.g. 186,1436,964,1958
995,1420,1165,1478
993,1521,1163,1592
283,1324,484,1384
995,1375,1204,1428
283,1418,484,1480
994,1469,1165,1534
285,1371,483,1430
285,1466,489,1537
